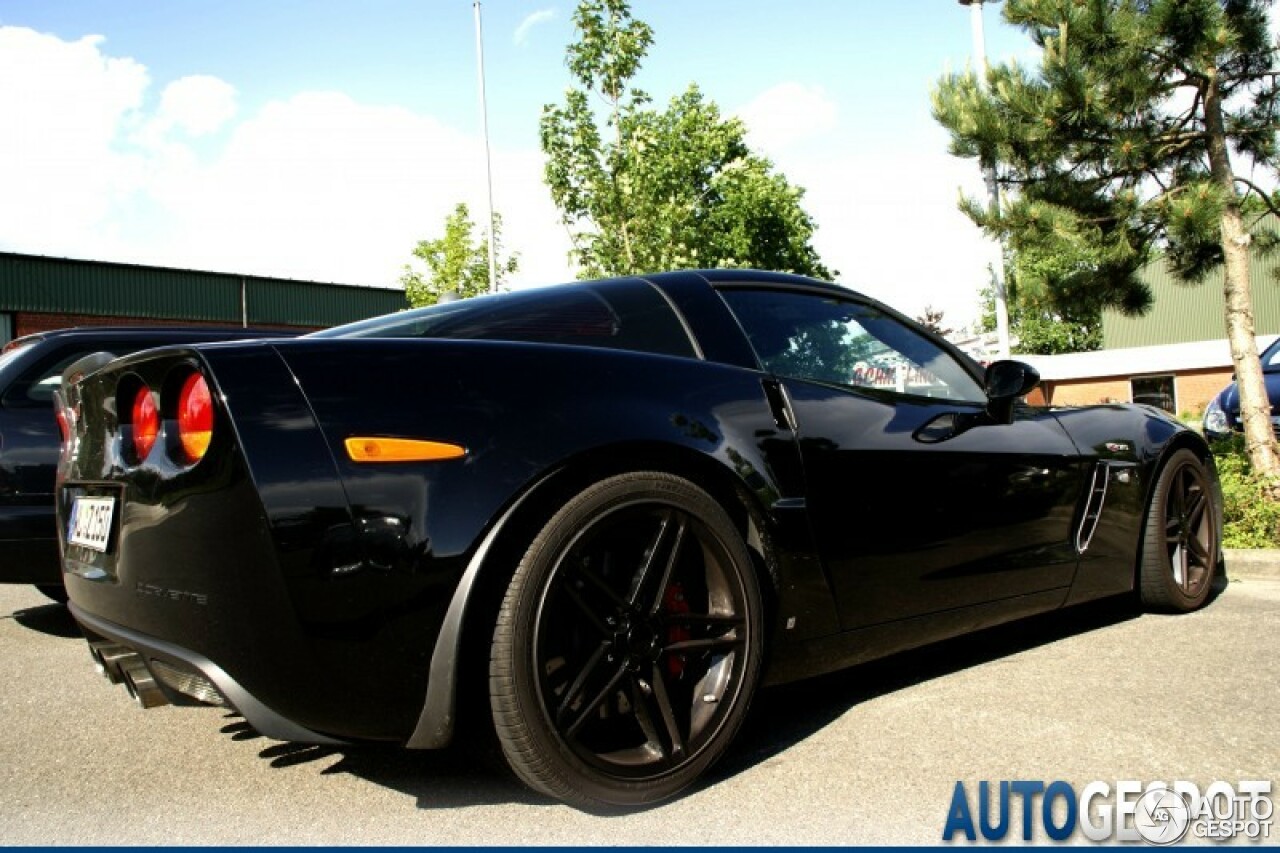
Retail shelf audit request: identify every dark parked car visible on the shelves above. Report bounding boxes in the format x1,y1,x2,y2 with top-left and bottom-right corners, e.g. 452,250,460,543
55,271,1221,808
1202,335,1280,439
0,326,288,600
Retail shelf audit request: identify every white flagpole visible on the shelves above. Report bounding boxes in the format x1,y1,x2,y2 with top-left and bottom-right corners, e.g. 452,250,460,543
473,0,499,293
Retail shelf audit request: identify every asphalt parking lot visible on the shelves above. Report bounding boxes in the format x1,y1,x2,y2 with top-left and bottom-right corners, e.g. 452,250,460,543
1,577,1277,845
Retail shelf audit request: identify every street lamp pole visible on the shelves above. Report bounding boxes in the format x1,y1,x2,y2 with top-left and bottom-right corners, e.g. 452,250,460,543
958,0,1011,360
473,0,499,293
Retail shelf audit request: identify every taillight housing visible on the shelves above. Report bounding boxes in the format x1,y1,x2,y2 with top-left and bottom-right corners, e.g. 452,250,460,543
174,371,213,464
131,385,159,460
55,406,71,444
53,387,77,463
118,367,215,467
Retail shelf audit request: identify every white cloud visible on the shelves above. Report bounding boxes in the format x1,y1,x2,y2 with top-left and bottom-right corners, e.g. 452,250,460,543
150,91,570,287
732,81,992,326
734,82,838,155
514,9,556,46
766,125,995,329
0,25,572,291
0,27,148,258
155,75,238,136
0,24,1002,326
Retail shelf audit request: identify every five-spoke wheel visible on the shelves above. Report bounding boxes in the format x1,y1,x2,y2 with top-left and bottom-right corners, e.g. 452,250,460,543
1140,449,1219,611
490,472,762,808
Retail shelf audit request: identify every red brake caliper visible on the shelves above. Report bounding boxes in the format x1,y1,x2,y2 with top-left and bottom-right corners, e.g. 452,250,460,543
663,581,690,677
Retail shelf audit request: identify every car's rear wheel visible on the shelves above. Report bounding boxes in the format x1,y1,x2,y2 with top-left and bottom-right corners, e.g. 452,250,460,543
1139,449,1218,612
490,472,763,809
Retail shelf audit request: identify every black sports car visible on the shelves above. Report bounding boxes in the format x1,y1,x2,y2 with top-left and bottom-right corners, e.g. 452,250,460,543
0,326,288,601
55,270,1222,808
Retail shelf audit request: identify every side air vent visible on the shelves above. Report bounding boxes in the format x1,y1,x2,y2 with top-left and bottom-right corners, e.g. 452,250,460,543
1076,463,1110,554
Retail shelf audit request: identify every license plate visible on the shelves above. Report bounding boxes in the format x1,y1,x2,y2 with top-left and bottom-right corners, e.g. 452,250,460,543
67,496,115,553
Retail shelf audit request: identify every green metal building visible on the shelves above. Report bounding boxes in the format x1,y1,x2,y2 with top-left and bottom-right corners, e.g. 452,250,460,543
1102,247,1280,348
0,252,407,344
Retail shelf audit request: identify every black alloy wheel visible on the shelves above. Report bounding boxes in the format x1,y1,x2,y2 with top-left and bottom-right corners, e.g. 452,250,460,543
1140,449,1219,612
490,472,763,808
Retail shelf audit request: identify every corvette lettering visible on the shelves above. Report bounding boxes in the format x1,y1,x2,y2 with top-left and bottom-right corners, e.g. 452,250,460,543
135,582,207,607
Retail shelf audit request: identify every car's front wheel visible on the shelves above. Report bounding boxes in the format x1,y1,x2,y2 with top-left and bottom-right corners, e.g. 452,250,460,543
1139,449,1219,612
490,472,763,809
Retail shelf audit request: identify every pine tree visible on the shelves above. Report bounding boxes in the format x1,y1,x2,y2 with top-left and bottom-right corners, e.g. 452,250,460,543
933,0,1280,484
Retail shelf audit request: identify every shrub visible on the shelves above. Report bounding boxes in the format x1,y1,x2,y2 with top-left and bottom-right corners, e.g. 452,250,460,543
1210,436,1280,548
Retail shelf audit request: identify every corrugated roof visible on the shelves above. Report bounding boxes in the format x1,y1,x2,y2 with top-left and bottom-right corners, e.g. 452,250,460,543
1022,335,1279,381
0,252,406,328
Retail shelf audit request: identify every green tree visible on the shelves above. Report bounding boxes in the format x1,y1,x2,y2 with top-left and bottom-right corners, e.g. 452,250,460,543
977,275,1102,355
916,305,954,337
933,0,1280,483
541,0,832,279
400,202,518,308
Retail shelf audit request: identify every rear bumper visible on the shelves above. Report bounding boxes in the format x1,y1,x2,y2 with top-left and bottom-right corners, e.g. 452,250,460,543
72,603,345,745
58,344,449,743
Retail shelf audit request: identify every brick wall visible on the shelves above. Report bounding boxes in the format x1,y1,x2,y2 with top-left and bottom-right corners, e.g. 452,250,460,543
1042,378,1133,407
1175,368,1232,415
1041,367,1232,415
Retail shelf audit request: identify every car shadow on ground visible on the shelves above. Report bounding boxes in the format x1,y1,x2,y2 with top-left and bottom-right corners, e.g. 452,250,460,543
8,601,81,638
225,593,1160,812
218,713,546,808
10,584,1222,811
710,594,1145,787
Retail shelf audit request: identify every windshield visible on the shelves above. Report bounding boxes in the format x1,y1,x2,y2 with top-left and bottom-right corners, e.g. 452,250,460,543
1263,337,1280,369
0,339,38,377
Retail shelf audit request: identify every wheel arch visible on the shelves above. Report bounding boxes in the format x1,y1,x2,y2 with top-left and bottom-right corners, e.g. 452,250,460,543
1140,431,1219,523
405,439,783,749
1134,430,1224,591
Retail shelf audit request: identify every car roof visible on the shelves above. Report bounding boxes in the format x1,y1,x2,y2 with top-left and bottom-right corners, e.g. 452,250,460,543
646,268,852,295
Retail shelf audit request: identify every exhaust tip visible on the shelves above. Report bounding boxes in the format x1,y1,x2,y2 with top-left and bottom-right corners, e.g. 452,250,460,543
119,658,168,709
88,642,132,684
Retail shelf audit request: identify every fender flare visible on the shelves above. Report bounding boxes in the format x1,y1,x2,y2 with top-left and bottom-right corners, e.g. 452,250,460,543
405,481,543,749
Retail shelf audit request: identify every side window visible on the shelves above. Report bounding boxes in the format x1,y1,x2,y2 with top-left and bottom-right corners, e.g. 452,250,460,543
3,350,87,407
3,341,156,407
719,288,985,403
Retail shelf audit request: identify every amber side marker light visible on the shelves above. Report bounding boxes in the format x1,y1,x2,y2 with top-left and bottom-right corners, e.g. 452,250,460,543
345,437,467,463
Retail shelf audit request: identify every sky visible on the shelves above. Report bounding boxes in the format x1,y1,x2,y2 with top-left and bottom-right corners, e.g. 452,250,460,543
0,1,1041,328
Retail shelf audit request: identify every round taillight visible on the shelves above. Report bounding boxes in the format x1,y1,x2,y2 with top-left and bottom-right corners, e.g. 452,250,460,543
131,385,159,460
176,372,213,463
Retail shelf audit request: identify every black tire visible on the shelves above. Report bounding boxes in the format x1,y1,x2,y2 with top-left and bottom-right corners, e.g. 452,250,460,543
490,472,763,809
35,584,68,604
1139,449,1219,612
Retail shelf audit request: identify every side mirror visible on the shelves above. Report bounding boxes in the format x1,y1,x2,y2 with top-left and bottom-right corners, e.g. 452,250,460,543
984,360,1040,425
